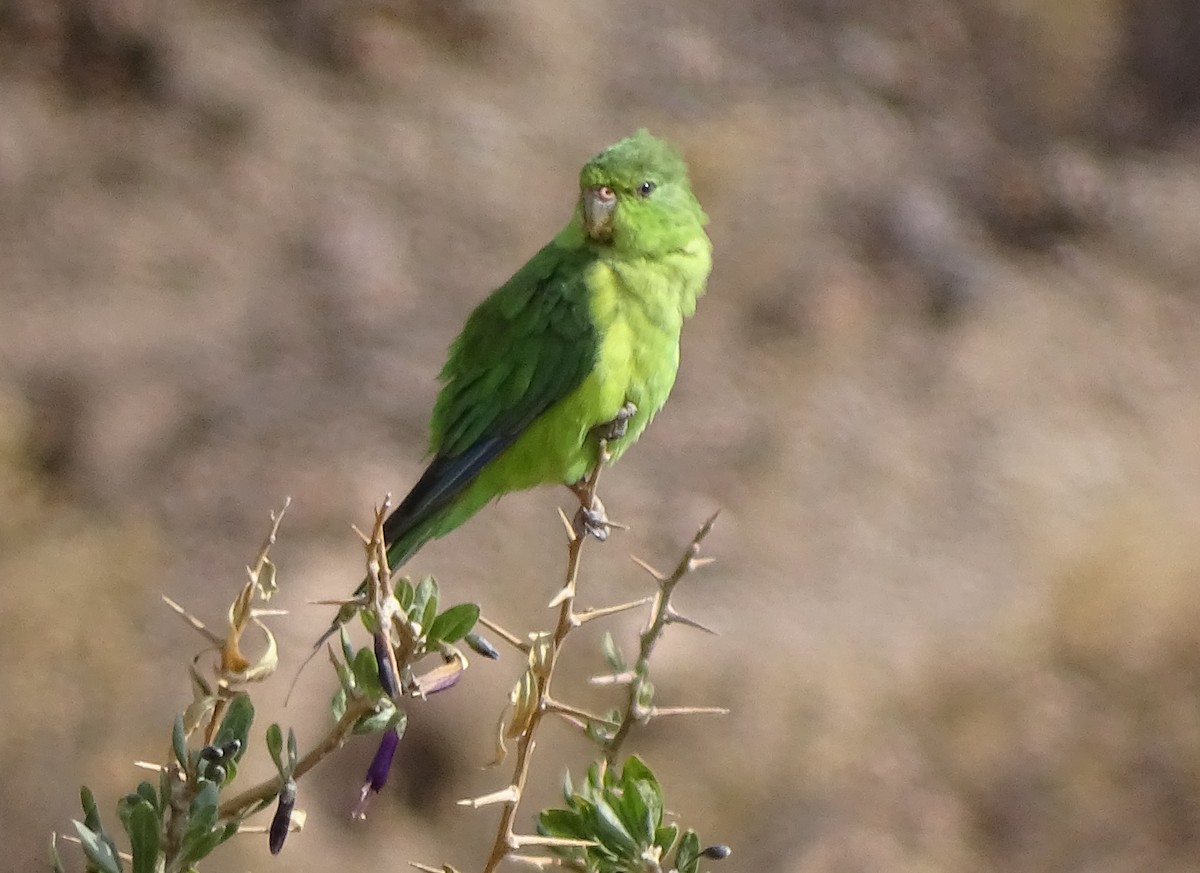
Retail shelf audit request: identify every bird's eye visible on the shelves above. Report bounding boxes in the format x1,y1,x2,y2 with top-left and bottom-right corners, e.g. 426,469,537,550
638,180,656,197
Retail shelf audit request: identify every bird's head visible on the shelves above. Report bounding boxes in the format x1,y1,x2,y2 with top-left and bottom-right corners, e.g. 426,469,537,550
576,130,708,257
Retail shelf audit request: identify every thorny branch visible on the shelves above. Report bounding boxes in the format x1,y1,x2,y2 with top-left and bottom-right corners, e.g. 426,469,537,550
464,444,722,873
605,511,724,761
475,442,611,873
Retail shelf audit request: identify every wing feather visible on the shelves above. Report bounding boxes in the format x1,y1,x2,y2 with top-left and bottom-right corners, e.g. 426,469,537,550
381,242,597,555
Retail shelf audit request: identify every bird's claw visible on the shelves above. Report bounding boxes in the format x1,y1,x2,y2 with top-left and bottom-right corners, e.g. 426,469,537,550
593,401,637,443
574,495,612,541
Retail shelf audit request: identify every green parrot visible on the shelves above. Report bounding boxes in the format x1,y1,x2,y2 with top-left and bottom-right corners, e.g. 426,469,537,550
380,129,711,573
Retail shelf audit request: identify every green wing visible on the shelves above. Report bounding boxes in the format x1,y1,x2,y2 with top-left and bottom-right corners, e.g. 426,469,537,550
381,241,599,564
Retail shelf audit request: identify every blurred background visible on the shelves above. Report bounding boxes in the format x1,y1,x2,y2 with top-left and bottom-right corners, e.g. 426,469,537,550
3,0,1200,870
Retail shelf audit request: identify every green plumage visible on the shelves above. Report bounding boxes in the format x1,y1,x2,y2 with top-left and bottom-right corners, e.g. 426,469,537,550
381,129,712,571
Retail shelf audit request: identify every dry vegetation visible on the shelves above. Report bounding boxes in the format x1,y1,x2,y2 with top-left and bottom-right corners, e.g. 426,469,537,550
3,0,1200,870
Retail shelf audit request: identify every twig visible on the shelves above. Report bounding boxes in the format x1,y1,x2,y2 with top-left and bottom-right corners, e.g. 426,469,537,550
573,596,654,624
478,443,610,873
476,615,529,653
218,693,375,819
544,697,619,730
605,511,720,762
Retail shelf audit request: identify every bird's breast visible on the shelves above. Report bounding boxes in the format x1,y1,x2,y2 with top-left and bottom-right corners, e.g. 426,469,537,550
582,258,690,455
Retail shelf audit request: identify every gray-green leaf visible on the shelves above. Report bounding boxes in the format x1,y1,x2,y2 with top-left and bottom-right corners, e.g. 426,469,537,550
172,715,188,770
427,603,480,645
266,723,284,773
601,632,625,671
80,786,103,833
213,694,254,762
128,801,161,873
72,821,121,873
675,829,701,873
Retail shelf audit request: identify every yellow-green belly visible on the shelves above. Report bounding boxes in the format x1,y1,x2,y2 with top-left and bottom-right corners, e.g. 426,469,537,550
427,257,687,538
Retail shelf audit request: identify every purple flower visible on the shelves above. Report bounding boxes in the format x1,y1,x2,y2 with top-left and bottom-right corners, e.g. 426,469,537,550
465,632,499,660
374,633,399,698
352,727,400,819
268,780,296,854
415,655,466,695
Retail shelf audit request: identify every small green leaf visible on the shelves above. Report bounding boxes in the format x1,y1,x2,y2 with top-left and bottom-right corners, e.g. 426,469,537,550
620,755,658,788
352,646,382,696
213,694,254,762
80,786,102,833
158,769,172,817
636,679,655,711
410,576,437,628
395,577,414,611
172,715,188,770
422,600,438,639
179,781,221,866
117,794,137,831
287,727,299,769
585,761,605,794
135,780,159,812
427,603,480,646
614,783,651,846
353,699,398,735
339,626,355,665
616,758,663,842
588,708,621,745
655,823,680,853
333,650,354,693
537,808,590,841
331,685,348,722
128,801,161,873
78,786,123,869
601,632,625,672
589,797,638,858
634,781,662,840
266,723,284,773
72,821,121,873
187,781,219,832
563,800,619,864
602,759,620,790
613,762,660,848
675,829,701,873
257,556,278,597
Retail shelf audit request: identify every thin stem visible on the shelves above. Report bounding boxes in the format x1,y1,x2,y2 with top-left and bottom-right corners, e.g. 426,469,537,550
545,697,619,730
476,614,529,653
605,511,719,762
480,444,609,873
573,596,654,624
218,693,375,819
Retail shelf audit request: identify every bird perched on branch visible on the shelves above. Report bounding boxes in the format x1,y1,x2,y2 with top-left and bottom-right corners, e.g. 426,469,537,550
381,129,712,572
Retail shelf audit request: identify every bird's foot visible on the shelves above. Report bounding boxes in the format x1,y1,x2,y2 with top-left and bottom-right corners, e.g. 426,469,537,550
572,493,629,541
574,495,611,541
592,401,637,443
566,480,607,538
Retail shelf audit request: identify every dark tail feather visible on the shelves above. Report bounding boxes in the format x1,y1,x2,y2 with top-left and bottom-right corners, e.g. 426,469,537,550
292,437,511,700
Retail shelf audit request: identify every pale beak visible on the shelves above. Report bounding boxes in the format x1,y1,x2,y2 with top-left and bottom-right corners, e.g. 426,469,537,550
582,185,616,241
